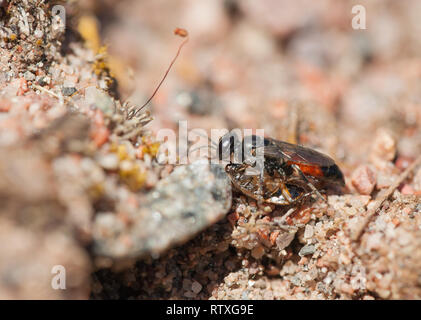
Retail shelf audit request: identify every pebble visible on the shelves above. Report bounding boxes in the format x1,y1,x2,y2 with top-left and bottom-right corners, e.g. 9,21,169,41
62,86,77,96
299,244,316,257
241,290,249,300
351,165,376,195
275,231,296,250
370,129,397,169
85,86,115,116
400,184,414,195
290,276,302,287
98,154,119,170
251,245,265,259
28,103,41,115
398,233,411,246
191,281,203,294
304,225,314,239
376,172,398,189
23,71,35,81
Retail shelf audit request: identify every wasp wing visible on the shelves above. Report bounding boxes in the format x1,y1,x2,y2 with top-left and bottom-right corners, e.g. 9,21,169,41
259,137,336,166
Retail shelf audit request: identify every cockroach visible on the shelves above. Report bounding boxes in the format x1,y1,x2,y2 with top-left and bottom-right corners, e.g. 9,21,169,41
217,133,345,205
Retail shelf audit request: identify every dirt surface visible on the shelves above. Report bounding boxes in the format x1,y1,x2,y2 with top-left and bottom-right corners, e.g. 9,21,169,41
0,0,420,300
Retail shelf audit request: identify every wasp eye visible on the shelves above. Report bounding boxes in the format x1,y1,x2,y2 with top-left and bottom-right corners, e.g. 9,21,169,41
218,134,239,161
217,139,225,160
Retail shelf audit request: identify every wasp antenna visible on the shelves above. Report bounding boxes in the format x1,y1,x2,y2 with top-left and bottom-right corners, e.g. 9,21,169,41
137,29,189,113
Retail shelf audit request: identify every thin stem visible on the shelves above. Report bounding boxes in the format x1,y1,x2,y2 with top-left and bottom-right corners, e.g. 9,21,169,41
135,37,189,115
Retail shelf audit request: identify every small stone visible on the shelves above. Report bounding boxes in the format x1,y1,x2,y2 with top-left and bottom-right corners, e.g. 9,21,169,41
370,129,397,169
398,233,411,246
241,290,249,300
299,244,316,257
191,281,202,294
23,71,35,81
265,265,280,276
98,154,119,170
395,156,413,170
304,225,314,239
251,245,265,259
119,160,134,172
275,231,296,250
85,86,115,115
377,289,391,299
290,276,301,287
351,165,376,195
62,86,77,96
400,184,414,195
376,172,397,189
263,205,272,213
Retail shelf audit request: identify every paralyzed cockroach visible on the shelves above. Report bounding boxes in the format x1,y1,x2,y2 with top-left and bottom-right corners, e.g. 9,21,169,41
217,133,345,205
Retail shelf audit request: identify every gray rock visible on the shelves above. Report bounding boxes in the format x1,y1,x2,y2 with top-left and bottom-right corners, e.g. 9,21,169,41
93,160,232,258
84,86,115,115
299,244,316,257
23,71,35,81
61,86,77,96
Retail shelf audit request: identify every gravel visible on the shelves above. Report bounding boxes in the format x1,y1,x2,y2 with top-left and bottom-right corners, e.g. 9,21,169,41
299,245,316,257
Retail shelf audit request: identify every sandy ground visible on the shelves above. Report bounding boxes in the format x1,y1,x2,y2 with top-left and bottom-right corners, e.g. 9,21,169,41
0,0,420,299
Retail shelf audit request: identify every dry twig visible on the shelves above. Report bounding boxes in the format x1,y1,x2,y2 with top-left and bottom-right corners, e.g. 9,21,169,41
351,154,421,241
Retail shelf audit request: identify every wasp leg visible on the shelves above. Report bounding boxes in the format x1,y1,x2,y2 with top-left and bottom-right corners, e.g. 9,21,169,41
227,163,267,204
265,184,280,198
280,182,295,203
242,162,266,205
276,208,299,232
263,182,302,206
273,168,297,204
290,164,326,202
255,173,266,205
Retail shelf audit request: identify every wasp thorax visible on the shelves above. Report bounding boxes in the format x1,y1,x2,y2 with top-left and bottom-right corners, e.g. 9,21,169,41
218,133,242,163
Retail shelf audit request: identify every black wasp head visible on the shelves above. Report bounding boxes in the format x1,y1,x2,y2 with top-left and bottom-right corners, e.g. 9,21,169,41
242,135,266,151
242,135,266,168
218,132,242,162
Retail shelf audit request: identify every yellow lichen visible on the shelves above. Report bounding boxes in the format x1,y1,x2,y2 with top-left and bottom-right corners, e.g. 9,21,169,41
141,137,160,158
78,16,115,88
108,143,147,191
77,15,101,53
119,163,146,191
144,142,160,157
88,183,105,199
117,144,129,161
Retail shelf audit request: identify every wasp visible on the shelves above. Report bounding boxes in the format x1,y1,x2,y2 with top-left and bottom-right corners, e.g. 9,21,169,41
217,133,345,205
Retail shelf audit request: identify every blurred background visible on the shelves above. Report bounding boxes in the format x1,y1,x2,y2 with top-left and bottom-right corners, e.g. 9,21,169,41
71,0,421,172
